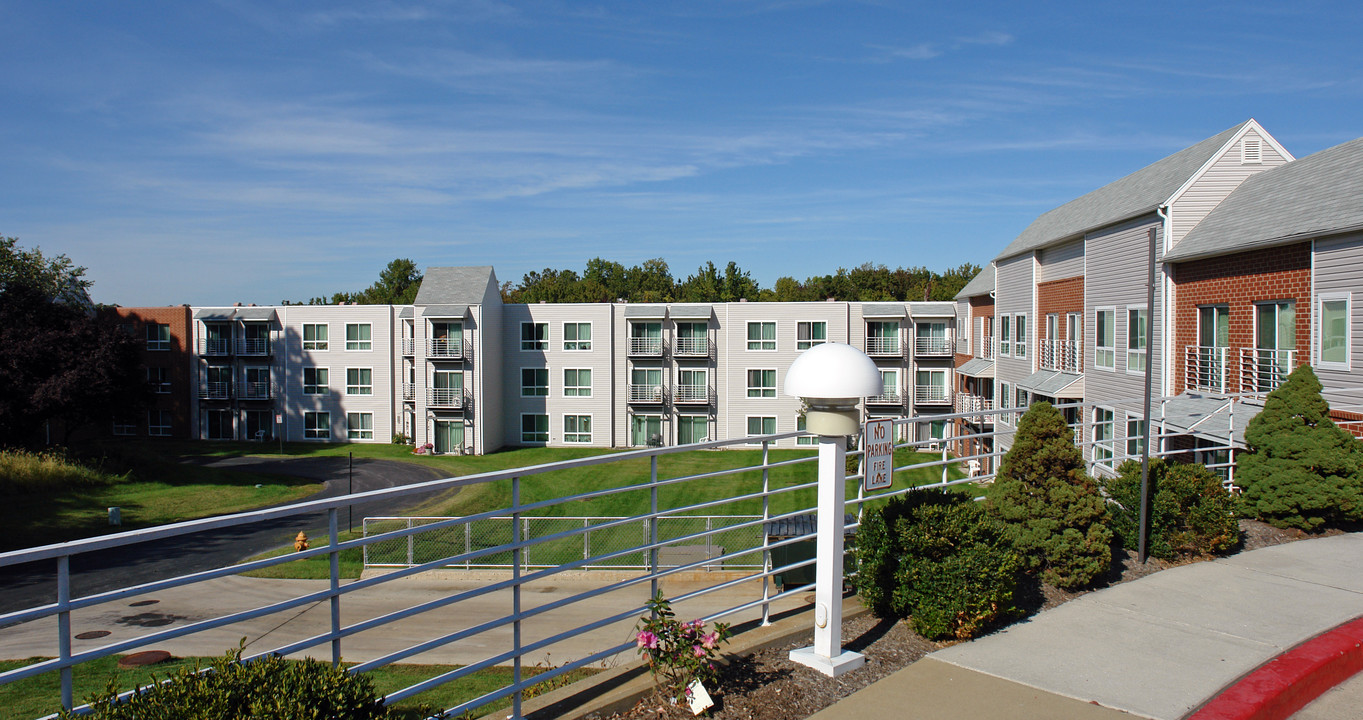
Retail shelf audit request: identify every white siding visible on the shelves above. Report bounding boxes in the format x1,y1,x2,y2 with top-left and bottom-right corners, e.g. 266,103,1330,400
1084,215,1165,419
1313,232,1363,395
1168,127,1290,248
1037,239,1084,283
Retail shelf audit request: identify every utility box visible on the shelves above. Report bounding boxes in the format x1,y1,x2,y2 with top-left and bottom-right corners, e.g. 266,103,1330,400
763,513,854,593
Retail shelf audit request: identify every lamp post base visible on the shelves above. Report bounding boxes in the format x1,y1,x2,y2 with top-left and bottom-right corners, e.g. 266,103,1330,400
788,647,865,677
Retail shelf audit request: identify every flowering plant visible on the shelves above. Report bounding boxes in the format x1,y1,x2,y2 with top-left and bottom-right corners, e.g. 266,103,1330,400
634,591,731,706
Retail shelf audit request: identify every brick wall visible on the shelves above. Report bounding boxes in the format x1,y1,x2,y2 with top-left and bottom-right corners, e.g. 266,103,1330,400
1169,242,1311,395
1037,275,1084,340
968,295,995,318
107,306,194,439
1333,410,1363,439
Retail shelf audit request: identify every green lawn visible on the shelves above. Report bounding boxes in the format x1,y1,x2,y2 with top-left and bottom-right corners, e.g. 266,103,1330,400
0,654,594,720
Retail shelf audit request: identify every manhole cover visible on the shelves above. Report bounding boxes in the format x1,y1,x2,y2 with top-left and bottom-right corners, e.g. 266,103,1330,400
116,612,186,628
118,650,172,668
129,600,159,607
75,630,111,640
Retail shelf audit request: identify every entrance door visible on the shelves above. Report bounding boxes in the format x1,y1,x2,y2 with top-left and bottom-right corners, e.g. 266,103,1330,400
204,409,234,440
1197,306,1230,391
433,420,464,454
631,415,662,446
1254,302,1294,391
244,410,272,441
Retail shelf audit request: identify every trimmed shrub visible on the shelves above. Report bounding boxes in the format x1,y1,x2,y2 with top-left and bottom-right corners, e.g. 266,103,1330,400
853,491,1023,640
988,401,1112,589
1104,459,1239,560
61,646,390,720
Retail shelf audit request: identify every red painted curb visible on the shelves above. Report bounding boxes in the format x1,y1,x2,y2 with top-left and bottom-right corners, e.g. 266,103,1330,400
1188,616,1363,720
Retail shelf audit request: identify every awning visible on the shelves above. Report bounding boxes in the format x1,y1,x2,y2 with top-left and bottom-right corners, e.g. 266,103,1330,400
624,305,668,319
233,308,277,321
193,309,234,321
421,304,468,318
1158,395,1263,446
668,304,712,319
908,302,957,318
956,358,995,378
398,307,414,319
1017,370,1084,399
861,303,906,318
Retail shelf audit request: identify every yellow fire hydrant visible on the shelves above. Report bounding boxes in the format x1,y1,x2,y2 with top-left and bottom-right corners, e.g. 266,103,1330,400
294,532,309,552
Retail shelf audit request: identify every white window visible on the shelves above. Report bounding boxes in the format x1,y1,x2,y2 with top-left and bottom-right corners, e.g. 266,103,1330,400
746,416,777,439
867,321,899,355
1095,308,1115,370
631,415,662,446
148,410,172,437
1013,314,1027,359
796,416,816,445
915,369,947,404
1318,293,1351,369
305,411,331,439
999,315,1011,356
675,322,708,355
303,367,329,395
797,321,827,350
521,414,549,443
678,415,709,445
521,368,549,396
1093,408,1114,469
747,322,776,351
521,322,548,351
1127,307,1148,374
346,368,372,395
677,368,708,402
1014,387,1029,409
146,323,170,351
147,367,171,394
564,415,592,443
747,369,777,398
563,368,592,397
303,323,328,351
563,322,591,351
878,369,899,401
347,412,373,440
112,417,136,436
1126,418,1146,459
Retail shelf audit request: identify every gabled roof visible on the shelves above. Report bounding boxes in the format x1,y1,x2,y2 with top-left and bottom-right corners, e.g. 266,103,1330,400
1164,137,1363,263
907,302,957,318
954,265,995,300
413,266,499,307
994,122,1251,262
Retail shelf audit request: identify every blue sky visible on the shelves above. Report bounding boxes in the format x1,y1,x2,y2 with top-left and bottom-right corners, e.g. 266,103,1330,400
3,1,1361,306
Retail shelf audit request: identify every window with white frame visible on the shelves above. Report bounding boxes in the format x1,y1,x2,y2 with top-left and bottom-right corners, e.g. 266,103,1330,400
867,321,900,354
999,382,1011,411
303,367,329,395
345,323,371,351
796,416,816,445
521,414,549,443
148,410,172,437
678,415,708,445
1318,293,1351,369
746,369,777,398
521,322,548,351
113,417,136,436
147,367,171,394
1126,418,1146,459
303,323,328,351
1095,308,1115,369
878,369,899,400
146,323,170,351
1014,314,1027,359
564,415,592,443
999,315,1012,356
630,415,662,446
346,368,372,395
1014,387,1030,409
1093,408,1114,468
305,411,331,439
747,322,776,351
746,416,777,438
797,321,827,350
563,368,592,396
347,412,374,440
521,368,549,396
563,322,591,351
915,369,946,403
1127,307,1148,373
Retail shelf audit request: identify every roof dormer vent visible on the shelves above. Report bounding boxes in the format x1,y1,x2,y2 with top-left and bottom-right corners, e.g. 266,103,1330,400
1241,138,1262,164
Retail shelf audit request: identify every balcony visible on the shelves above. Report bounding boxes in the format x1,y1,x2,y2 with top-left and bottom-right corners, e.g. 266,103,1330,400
1185,346,1229,393
427,388,467,409
428,338,467,359
402,338,415,356
239,382,273,400
955,393,994,424
913,385,951,405
402,383,415,401
979,336,995,359
199,382,232,400
673,384,711,404
199,338,233,356
1240,348,1296,394
1040,338,1081,373
913,335,953,356
865,337,901,356
238,338,271,356
673,337,709,357
628,384,665,403
628,337,665,357
865,391,903,406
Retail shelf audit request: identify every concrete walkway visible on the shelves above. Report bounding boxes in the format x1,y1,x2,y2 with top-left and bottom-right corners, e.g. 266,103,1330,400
810,533,1363,720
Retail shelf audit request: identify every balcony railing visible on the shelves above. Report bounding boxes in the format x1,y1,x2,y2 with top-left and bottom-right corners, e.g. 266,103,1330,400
402,383,415,401
238,338,271,356
199,338,233,356
673,337,709,357
1240,348,1296,394
865,336,900,356
673,384,711,404
239,382,272,400
955,393,994,415
628,337,664,356
866,391,903,405
1186,346,1229,393
628,384,665,403
979,335,994,359
401,338,415,356
1040,338,1081,373
428,338,466,359
914,385,951,404
913,335,953,356
427,388,466,408
199,382,232,400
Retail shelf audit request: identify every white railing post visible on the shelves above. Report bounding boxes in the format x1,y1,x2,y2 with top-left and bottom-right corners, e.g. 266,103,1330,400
328,508,341,667
58,555,72,711
649,455,659,603
407,518,414,566
511,477,523,719
761,439,771,626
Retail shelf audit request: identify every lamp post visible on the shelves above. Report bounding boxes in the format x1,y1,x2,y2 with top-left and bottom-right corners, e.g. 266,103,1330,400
784,342,882,677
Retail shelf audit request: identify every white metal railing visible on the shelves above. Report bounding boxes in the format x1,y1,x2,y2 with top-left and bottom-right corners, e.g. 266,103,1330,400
240,381,272,400
866,391,902,405
1040,338,1081,373
1186,346,1229,393
955,393,994,418
198,381,232,399
865,336,900,356
979,335,995,359
428,338,465,359
402,338,415,356
629,384,665,403
673,337,709,356
238,338,271,355
1240,348,1295,394
913,334,953,356
402,383,415,401
914,385,950,404
199,338,233,355
628,337,664,356
673,384,710,403
427,388,466,408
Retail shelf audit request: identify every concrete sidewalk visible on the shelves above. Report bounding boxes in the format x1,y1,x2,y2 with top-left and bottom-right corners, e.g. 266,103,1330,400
810,533,1363,720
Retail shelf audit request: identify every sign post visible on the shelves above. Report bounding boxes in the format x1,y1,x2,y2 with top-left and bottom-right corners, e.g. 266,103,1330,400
863,419,894,492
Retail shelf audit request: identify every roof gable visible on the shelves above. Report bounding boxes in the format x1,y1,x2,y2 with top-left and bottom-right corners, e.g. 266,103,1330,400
954,265,995,299
414,266,500,307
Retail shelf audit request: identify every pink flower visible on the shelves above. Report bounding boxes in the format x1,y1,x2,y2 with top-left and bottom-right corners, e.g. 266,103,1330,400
693,644,706,657
636,630,658,649
701,631,719,649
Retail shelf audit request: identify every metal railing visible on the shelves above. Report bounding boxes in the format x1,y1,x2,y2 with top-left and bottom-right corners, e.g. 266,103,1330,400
1186,346,1229,393
1040,338,1081,373
402,382,415,401
955,393,994,421
914,385,950,404
979,335,994,359
427,388,466,408
198,381,232,399
402,338,415,356
628,384,665,403
428,338,467,359
866,391,902,405
913,335,953,356
198,338,233,356
673,337,709,357
673,384,711,404
628,337,664,356
1240,348,1295,394
238,338,271,355
865,336,900,356
240,381,272,400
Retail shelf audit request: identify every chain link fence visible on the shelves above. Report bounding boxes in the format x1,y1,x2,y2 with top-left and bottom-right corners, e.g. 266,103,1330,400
362,515,764,570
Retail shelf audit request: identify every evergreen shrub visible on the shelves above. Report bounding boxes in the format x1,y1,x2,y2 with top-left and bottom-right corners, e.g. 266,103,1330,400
987,401,1112,589
1104,459,1238,560
1237,365,1363,530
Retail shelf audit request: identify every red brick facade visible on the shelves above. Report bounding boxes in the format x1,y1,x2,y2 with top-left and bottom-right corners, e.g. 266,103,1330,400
106,306,194,439
968,295,995,318
1037,275,1084,345
1169,243,1312,396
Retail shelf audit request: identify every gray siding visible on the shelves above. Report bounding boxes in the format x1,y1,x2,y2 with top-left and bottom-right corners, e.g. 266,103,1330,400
1083,215,1165,423
1168,127,1289,247
993,253,1034,439
1313,232,1363,394
1037,239,1084,283
502,304,616,448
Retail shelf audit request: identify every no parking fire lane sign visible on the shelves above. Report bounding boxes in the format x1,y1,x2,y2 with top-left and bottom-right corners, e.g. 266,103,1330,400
863,419,894,491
